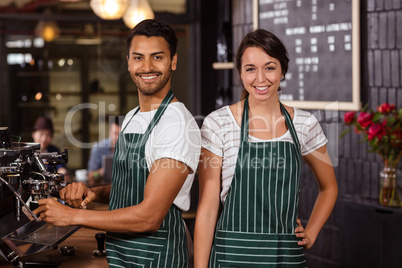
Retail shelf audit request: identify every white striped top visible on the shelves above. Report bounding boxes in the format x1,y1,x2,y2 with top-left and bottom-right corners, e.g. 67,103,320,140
201,105,327,203
121,102,201,211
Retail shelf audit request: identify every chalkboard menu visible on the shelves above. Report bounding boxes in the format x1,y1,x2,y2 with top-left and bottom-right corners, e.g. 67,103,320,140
255,0,360,110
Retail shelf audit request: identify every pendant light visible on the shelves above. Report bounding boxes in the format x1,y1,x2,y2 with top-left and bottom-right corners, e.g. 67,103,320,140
35,20,61,42
90,0,129,20
123,0,154,29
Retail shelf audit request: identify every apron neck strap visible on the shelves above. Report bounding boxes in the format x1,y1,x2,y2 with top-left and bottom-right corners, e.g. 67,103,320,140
240,97,250,142
143,89,174,136
122,107,140,133
280,102,300,147
240,97,301,147
121,89,174,136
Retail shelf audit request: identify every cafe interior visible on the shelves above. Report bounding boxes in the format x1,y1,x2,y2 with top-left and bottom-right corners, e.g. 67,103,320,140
1,0,402,267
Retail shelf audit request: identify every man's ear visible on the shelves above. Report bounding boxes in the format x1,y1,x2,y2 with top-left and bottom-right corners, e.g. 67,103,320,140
171,53,178,71
126,55,130,71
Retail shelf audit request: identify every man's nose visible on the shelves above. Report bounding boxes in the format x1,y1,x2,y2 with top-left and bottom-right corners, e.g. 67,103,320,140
142,58,154,72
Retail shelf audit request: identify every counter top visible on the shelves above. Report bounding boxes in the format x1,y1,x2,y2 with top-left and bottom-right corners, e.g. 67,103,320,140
0,203,196,267
0,227,108,268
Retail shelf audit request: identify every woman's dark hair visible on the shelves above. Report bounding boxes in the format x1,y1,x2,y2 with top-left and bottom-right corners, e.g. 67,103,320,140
126,19,178,59
235,29,289,100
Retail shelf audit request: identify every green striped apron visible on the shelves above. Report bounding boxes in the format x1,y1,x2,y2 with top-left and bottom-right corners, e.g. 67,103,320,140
106,89,189,268
209,97,307,267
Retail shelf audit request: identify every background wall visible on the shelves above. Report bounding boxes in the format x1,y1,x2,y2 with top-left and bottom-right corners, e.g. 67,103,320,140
231,0,402,267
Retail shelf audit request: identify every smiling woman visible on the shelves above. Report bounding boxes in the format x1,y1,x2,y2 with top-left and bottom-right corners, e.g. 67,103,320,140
236,29,289,100
194,28,338,268
240,46,282,102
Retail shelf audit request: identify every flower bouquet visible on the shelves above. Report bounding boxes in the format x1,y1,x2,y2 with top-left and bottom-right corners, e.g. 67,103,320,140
340,103,402,207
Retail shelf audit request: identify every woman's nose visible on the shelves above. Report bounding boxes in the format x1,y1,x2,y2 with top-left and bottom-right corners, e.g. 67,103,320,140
256,69,265,83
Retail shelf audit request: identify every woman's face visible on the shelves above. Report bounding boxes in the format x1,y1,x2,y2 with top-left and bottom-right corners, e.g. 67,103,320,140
240,46,283,102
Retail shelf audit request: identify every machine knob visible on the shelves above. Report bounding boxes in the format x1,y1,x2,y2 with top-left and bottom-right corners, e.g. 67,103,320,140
93,232,106,256
62,148,68,164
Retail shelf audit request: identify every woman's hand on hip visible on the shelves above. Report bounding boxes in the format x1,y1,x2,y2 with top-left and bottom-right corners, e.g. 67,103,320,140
295,218,314,250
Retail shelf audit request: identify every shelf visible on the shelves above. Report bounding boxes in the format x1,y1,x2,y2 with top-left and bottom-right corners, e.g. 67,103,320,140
17,71,49,77
49,92,80,96
17,71,78,77
18,102,54,109
212,62,234,70
46,92,137,96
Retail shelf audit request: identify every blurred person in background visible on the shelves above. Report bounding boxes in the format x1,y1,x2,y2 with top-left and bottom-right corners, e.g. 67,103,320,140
87,116,122,186
32,116,70,181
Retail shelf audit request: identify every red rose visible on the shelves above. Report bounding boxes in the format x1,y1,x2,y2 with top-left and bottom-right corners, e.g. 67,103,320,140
357,112,374,128
344,111,356,125
377,103,396,114
368,123,385,140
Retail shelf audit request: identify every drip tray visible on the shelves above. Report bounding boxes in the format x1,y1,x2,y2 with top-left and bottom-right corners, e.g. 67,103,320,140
2,220,80,257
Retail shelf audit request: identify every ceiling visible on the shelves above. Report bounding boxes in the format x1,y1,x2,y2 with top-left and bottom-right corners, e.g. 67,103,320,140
0,0,186,14
0,0,188,44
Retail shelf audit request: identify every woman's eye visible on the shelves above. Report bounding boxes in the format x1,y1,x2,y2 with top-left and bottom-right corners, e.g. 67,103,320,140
245,68,255,72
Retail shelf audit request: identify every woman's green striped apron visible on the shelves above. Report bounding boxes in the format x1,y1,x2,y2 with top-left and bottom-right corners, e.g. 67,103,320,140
209,97,307,267
106,89,189,268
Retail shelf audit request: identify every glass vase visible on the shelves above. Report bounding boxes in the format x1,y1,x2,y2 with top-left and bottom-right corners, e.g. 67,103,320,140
379,166,402,207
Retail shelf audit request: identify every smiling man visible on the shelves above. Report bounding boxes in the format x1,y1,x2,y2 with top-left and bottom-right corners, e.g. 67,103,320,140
33,19,201,267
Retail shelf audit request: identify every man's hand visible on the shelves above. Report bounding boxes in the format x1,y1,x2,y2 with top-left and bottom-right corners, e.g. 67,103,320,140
33,198,74,226
60,182,96,208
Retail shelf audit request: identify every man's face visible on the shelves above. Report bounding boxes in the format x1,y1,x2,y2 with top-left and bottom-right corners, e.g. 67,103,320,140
126,35,177,96
32,129,52,152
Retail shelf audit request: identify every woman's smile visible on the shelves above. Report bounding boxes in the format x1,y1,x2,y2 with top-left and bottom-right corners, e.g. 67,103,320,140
254,85,270,94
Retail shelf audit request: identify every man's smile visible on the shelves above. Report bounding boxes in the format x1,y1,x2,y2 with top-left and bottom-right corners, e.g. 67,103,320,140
136,73,162,82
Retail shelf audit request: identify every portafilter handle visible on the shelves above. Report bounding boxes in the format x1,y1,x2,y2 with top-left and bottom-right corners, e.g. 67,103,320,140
0,176,39,222
93,232,106,256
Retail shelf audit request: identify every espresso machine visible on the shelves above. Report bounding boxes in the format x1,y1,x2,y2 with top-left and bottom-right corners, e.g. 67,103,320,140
0,127,80,267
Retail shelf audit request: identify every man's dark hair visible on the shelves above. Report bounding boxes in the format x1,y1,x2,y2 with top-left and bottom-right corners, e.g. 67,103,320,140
126,19,178,59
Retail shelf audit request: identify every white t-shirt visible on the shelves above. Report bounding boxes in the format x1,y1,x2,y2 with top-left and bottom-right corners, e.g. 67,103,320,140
201,105,327,203
121,102,201,211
